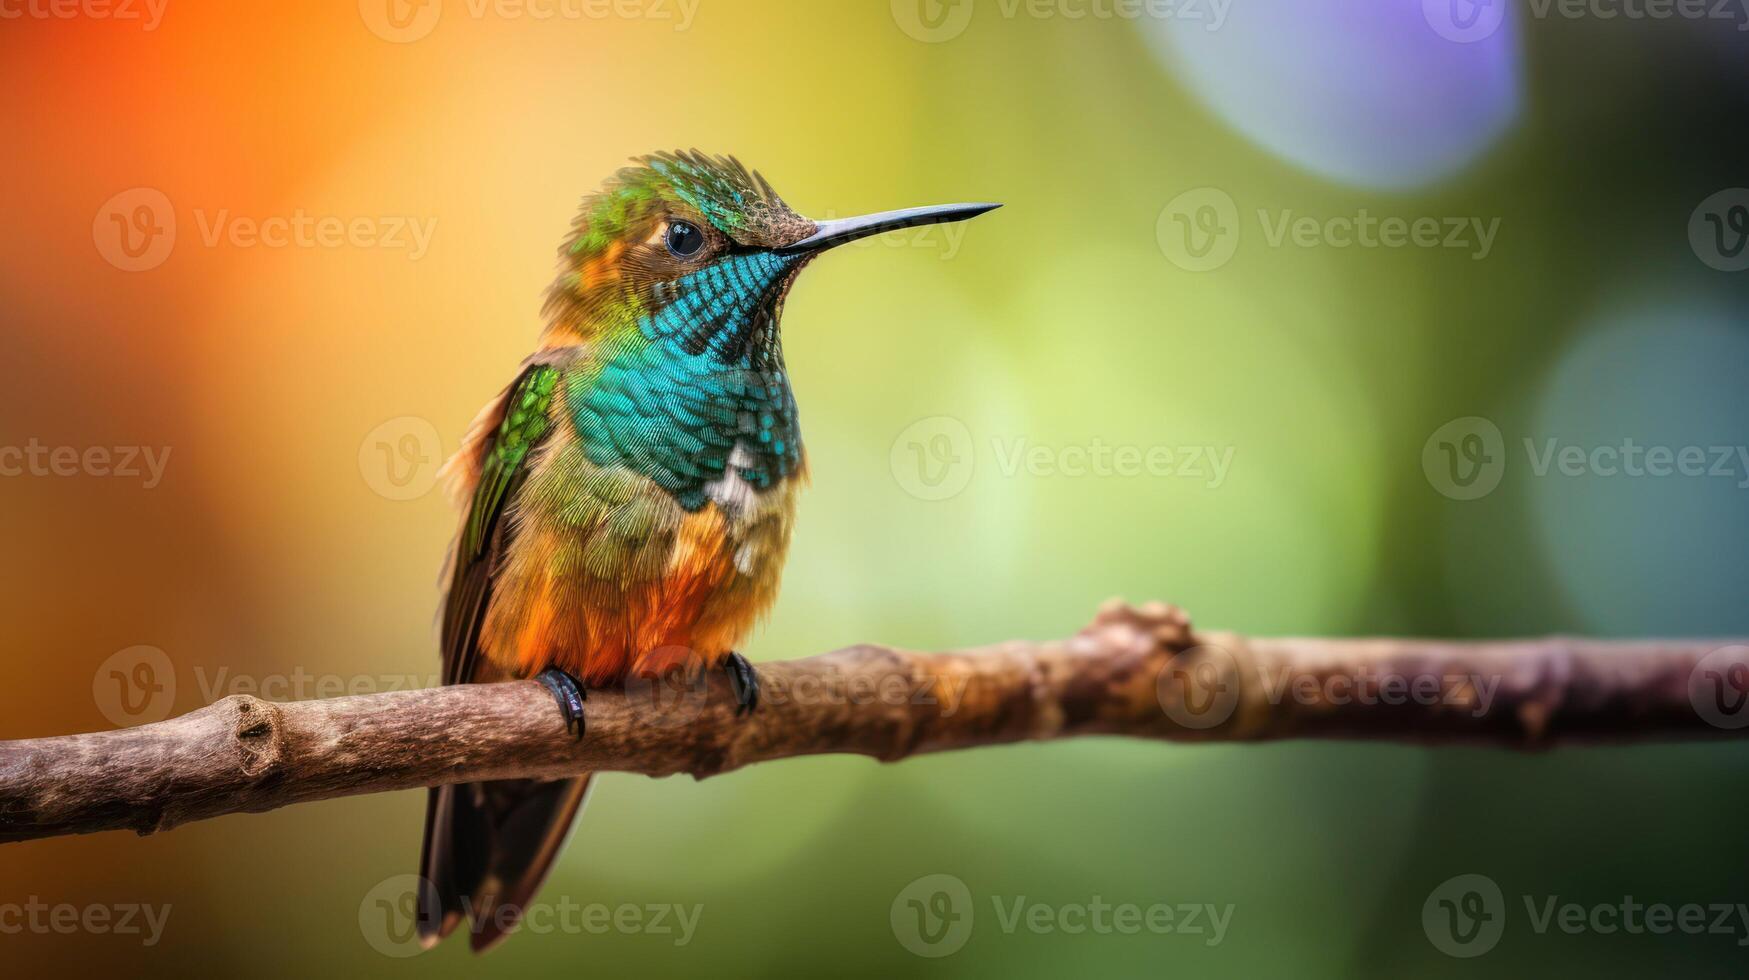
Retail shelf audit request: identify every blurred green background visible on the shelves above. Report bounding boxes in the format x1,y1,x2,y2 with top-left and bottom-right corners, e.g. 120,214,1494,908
4,0,1749,976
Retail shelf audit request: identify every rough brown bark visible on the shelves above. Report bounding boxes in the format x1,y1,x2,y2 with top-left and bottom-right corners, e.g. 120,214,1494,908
2,601,1744,844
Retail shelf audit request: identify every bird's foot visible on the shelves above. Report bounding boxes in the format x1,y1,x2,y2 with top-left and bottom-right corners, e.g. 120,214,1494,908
536,668,588,739
718,652,759,716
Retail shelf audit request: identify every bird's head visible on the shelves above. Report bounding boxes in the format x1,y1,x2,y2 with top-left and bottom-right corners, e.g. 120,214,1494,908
541,150,997,364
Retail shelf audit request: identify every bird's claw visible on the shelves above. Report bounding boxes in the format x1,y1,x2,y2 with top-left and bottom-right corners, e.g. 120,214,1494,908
537,668,588,739
719,652,759,716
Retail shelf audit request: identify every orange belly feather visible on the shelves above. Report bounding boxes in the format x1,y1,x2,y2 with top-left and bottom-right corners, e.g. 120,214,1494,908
480,469,801,687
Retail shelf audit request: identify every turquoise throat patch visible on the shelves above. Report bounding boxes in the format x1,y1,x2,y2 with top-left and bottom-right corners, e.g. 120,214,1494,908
568,250,805,511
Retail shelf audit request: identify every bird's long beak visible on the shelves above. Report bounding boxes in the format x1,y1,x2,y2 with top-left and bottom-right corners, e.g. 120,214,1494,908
781,202,1001,253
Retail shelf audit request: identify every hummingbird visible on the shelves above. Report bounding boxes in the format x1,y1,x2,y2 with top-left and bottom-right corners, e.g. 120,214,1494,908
417,150,996,951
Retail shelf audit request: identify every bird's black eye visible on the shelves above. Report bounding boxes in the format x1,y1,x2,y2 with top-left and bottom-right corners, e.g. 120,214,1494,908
666,221,706,259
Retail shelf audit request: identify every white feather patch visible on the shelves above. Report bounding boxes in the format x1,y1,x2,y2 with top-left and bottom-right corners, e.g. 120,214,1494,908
704,443,759,516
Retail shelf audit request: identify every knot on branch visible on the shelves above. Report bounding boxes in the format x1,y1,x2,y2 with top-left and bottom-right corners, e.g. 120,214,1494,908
217,695,287,778
1085,599,1196,655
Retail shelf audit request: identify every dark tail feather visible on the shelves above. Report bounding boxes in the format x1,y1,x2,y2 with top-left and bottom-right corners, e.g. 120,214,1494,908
418,775,593,953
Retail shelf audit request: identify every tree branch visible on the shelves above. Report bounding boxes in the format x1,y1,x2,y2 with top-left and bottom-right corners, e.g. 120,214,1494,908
3,601,1744,843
